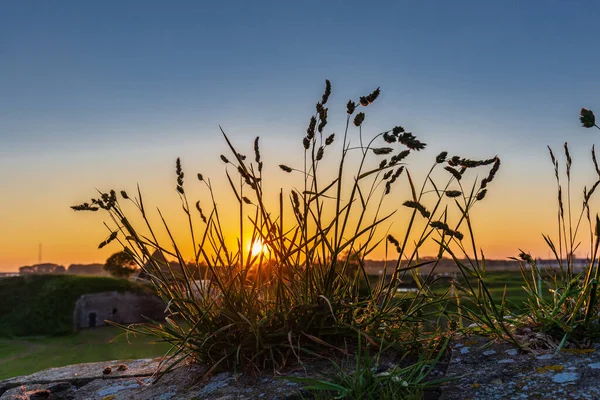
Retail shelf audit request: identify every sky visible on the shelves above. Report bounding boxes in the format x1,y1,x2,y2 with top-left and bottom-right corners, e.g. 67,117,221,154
2,1,600,271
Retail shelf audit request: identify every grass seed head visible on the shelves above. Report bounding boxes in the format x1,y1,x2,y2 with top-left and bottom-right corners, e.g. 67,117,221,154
279,164,293,173
307,116,316,139
321,79,331,105
403,201,431,218
518,251,534,264
383,132,396,143
444,166,462,180
353,112,365,127
372,147,393,155
71,203,99,211
390,150,410,164
430,221,463,240
303,136,311,149
325,133,335,146
445,190,462,198
360,87,381,106
346,100,356,115
476,189,487,201
195,201,207,223
564,142,572,178
397,132,426,151
436,151,448,163
392,126,405,135
580,108,596,128
254,137,261,163
316,146,324,161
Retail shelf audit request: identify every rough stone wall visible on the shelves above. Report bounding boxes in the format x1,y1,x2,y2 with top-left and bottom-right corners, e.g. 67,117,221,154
72,291,165,331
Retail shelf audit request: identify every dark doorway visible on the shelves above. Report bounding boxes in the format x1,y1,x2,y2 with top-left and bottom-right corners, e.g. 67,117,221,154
88,312,97,327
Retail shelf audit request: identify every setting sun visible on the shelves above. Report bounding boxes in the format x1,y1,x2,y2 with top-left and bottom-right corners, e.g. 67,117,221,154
250,240,269,257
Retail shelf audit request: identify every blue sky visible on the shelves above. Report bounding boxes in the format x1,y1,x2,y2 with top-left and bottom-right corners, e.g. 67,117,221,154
2,1,600,269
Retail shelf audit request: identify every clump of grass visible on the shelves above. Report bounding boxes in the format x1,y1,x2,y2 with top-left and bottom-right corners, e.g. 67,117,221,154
73,81,499,377
282,334,453,400
508,110,600,350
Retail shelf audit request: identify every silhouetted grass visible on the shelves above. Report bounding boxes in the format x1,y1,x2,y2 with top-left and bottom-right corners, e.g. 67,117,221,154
508,113,600,350
73,81,500,395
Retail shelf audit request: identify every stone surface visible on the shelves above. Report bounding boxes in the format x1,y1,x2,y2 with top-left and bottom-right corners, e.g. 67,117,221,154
440,336,600,400
6,336,600,399
0,357,311,399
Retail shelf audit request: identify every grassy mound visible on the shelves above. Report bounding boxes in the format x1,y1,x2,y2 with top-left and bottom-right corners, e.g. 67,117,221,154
0,275,143,337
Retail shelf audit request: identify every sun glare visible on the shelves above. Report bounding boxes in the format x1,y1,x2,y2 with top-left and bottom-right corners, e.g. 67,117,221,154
250,240,268,257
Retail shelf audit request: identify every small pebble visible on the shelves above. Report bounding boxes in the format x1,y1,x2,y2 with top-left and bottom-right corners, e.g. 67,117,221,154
497,359,515,364
552,372,579,384
505,349,518,356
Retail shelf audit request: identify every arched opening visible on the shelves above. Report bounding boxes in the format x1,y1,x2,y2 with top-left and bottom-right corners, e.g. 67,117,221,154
88,312,97,328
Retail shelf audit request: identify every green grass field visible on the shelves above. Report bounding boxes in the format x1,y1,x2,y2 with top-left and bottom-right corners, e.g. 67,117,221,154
0,271,537,381
0,326,171,380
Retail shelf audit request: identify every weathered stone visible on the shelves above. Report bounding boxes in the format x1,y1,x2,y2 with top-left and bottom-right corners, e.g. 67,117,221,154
0,358,160,398
440,336,600,399
6,336,600,399
73,291,165,331
0,357,311,399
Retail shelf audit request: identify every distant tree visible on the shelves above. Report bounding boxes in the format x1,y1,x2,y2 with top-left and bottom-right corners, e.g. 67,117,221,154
67,263,105,275
104,251,138,278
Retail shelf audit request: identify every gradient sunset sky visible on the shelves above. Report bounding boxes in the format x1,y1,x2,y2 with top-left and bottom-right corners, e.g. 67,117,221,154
2,1,600,271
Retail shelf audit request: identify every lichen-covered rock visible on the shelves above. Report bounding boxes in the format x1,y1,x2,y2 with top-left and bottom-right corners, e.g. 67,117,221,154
440,336,600,400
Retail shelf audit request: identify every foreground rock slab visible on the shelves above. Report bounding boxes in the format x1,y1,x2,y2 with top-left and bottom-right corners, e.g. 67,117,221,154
6,335,600,399
0,358,307,400
440,336,600,400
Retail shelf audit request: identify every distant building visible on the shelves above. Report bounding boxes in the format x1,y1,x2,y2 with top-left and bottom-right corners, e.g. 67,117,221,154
73,291,165,330
19,263,66,275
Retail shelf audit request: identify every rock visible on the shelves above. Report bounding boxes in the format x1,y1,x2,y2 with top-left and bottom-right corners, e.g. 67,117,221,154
0,357,312,399
6,336,600,399
439,336,600,399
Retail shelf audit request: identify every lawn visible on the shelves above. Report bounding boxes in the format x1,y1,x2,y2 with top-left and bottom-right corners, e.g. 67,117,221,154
0,326,171,380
